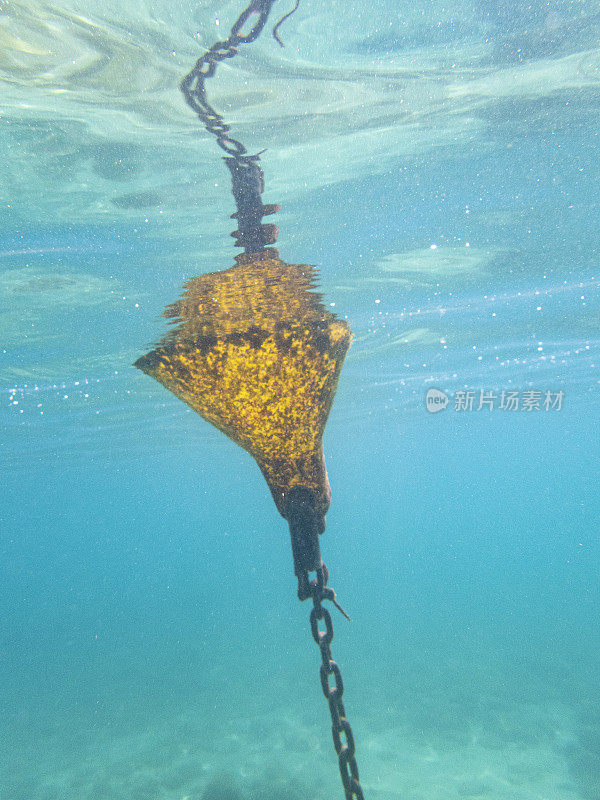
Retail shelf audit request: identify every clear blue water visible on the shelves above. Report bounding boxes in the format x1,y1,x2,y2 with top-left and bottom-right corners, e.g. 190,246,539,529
1,1,599,798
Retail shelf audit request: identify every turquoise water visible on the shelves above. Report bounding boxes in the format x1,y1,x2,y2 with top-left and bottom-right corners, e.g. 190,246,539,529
1,1,599,798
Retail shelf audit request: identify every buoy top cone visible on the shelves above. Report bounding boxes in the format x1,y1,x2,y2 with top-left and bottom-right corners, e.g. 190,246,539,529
134,250,352,519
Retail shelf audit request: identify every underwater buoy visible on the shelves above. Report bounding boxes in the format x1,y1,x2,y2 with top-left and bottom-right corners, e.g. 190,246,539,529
135,1,366,797
134,250,351,522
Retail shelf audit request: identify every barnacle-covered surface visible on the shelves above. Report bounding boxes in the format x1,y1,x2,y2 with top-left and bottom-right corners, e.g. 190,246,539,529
134,249,352,516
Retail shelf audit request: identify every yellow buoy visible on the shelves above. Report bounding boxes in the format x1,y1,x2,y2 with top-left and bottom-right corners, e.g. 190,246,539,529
134,249,352,521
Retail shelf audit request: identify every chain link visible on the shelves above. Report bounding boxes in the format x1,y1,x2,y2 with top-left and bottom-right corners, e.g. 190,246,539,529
180,0,288,252
180,0,279,165
307,566,365,800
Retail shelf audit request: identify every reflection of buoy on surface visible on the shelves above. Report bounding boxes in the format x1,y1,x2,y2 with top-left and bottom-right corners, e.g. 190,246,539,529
134,249,352,522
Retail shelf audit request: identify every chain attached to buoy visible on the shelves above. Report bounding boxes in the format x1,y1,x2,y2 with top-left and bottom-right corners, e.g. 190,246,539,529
285,487,364,800
180,0,279,161
180,0,290,253
306,567,365,800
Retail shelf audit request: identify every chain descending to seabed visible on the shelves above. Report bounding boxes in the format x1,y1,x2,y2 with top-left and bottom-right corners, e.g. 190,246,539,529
304,565,365,800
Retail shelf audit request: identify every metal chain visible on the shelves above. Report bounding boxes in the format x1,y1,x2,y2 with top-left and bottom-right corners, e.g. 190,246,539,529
179,0,280,166
307,565,365,800
180,0,289,252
